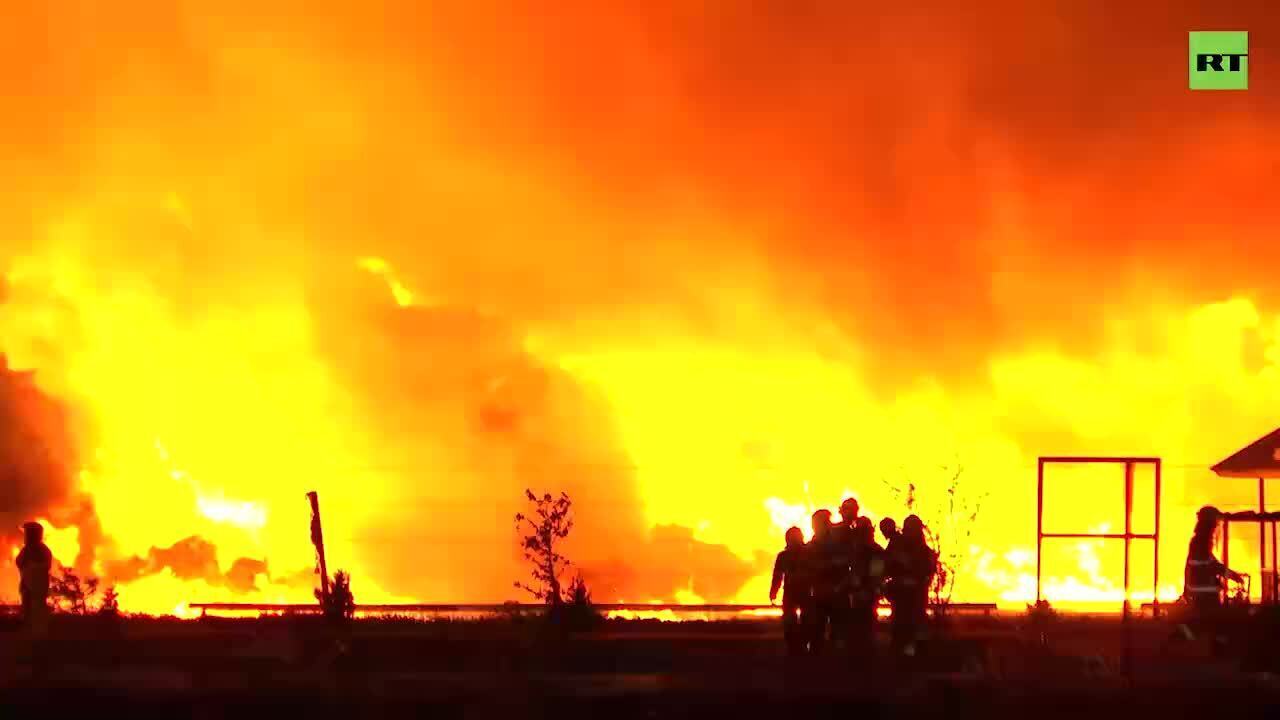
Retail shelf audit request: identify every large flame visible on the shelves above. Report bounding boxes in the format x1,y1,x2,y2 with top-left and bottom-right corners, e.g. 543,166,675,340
2,2,1279,614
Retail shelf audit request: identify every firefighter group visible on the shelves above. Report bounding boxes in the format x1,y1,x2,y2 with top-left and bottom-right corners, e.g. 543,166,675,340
11,504,1245,659
769,498,938,660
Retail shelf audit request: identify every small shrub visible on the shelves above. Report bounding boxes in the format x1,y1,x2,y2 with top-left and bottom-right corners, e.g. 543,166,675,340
547,573,602,632
1025,600,1057,648
49,567,101,615
98,587,120,618
316,570,355,621
1026,599,1057,624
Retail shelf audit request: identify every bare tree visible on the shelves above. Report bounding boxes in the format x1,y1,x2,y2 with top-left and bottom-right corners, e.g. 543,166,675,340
49,567,100,615
514,489,574,605
883,464,987,611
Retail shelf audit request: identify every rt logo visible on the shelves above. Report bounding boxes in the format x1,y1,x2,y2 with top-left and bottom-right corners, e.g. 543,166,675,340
1190,31,1248,90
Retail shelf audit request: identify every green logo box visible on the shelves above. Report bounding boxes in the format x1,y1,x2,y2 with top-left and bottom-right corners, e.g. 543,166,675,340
1190,31,1248,90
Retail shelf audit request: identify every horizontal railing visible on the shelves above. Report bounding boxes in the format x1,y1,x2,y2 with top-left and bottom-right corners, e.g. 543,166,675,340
186,602,999,616
0,602,1000,617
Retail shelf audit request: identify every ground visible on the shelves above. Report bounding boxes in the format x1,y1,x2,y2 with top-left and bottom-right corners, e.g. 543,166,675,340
1,612,1278,718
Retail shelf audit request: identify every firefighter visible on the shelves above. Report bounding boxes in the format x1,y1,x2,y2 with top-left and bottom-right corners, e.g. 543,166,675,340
879,517,900,549
847,516,886,661
770,526,810,656
837,498,860,530
15,521,52,630
886,514,936,657
828,497,861,651
804,509,843,655
1178,505,1242,654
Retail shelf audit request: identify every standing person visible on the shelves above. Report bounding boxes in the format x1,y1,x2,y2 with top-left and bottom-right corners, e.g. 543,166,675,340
770,526,811,656
879,517,900,551
828,498,861,652
886,515,936,657
835,498,861,536
880,516,903,648
16,521,53,630
804,509,842,655
1179,506,1242,655
847,517,886,661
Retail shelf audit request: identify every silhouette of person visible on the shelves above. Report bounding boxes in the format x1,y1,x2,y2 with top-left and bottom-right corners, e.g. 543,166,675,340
836,498,860,531
770,526,811,656
847,516,886,661
886,514,936,657
805,509,842,655
16,521,52,629
1178,506,1242,655
828,497,861,652
879,517,899,549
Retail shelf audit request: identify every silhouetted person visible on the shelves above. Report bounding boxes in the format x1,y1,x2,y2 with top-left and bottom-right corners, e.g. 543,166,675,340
828,497,861,652
771,526,811,656
1178,506,1241,655
886,514,936,657
879,517,899,550
805,509,842,655
847,516,886,661
16,521,52,629
836,498,860,532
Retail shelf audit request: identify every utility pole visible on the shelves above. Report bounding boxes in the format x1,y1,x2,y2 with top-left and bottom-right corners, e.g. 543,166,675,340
307,491,331,599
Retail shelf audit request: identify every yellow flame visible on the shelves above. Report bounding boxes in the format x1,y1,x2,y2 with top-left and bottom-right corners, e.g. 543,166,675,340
164,192,193,231
36,521,81,570
196,496,268,531
357,257,416,307
4,211,1276,614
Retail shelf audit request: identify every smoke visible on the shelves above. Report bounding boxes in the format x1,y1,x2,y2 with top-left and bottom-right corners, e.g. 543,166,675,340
0,359,280,596
103,536,275,594
311,278,767,600
0,356,85,586
0,2,1279,607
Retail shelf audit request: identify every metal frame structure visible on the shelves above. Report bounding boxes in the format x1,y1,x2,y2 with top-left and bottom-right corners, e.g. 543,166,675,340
1210,427,1280,604
1221,510,1280,605
1036,457,1163,617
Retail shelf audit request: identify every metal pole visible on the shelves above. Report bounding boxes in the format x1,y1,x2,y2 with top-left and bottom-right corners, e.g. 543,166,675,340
1223,518,1231,604
1036,458,1045,605
1123,462,1133,614
1261,478,1267,602
1123,461,1134,679
1153,460,1162,615
1272,504,1278,605
1272,516,1278,605
307,491,331,598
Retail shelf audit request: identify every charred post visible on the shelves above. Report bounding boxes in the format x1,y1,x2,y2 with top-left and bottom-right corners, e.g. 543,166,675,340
308,491,331,599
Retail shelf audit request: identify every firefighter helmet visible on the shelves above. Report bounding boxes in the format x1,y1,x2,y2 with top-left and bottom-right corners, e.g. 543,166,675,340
879,517,897,536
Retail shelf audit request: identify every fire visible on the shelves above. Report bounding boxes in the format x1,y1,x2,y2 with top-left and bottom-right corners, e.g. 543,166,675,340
3,243,1273,613
1,237,414,613
2,4,1278,617
606,602,685,622
357,257,418,308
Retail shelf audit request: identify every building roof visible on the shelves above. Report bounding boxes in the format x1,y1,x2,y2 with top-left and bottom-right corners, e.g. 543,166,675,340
1212,427,1280,478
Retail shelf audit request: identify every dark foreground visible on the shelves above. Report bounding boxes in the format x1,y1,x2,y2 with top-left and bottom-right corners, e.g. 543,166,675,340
2,614,1279,718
